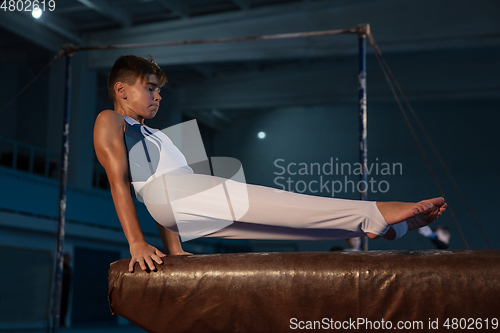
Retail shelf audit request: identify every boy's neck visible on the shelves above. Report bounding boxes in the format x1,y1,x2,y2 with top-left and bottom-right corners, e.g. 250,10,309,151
114,105,144,125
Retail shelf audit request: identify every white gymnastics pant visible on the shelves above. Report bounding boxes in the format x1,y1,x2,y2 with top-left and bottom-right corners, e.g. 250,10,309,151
140,173,391,242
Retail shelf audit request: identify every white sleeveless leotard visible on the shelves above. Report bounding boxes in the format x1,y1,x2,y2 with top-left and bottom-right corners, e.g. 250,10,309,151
122,115,193,193
122,115,396,242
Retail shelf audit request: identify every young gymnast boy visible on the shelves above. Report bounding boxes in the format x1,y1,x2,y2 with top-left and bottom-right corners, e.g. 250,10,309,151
93,55,447,273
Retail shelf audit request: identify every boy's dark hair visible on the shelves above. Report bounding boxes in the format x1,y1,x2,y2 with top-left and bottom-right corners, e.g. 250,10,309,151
108,55,167,103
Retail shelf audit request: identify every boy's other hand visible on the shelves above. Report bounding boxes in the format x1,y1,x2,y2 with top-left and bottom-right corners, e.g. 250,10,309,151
169,250,193,256
129,241,166,272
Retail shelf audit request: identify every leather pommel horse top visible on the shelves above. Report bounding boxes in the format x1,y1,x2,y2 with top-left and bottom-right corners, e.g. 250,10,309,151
108,250,500,333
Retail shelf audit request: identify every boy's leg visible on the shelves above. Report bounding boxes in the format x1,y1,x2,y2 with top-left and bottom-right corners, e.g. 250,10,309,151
207,181,390,240
143,173,445,241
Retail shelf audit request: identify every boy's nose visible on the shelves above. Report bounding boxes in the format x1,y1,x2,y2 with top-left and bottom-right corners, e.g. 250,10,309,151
154,92,162,102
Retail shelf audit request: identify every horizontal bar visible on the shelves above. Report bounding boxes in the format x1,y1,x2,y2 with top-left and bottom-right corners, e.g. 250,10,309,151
67,27,361,53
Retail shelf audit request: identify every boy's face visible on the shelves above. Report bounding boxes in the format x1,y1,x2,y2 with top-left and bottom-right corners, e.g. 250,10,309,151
121,74,162,119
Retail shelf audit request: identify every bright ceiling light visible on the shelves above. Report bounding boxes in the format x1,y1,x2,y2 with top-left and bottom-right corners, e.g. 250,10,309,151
258,131,266,139
32,7,42,19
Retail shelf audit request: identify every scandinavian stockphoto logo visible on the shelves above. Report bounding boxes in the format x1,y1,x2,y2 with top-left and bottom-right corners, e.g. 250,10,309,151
127,120,249,242
273,158,403,197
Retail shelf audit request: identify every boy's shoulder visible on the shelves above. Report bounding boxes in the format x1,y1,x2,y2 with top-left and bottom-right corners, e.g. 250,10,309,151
96,109,124,125
97,109,121,118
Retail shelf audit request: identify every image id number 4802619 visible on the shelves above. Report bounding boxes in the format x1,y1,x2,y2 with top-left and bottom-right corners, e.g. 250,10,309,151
1,0,55,11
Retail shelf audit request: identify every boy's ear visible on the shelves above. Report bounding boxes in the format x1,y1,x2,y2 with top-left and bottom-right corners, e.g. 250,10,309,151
114,82,127,99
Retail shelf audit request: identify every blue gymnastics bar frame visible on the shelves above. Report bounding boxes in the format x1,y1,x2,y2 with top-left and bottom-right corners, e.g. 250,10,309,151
52,54,72,332
51,24,371,333
358,25,369,250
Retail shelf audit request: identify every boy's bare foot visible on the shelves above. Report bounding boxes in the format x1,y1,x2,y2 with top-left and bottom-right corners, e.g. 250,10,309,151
367,197,447,239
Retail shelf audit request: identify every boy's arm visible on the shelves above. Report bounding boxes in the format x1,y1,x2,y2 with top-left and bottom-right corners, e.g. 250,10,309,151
94,110,166,272
156,222,192,255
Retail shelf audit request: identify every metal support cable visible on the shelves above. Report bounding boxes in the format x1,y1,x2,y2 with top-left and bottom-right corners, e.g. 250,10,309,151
367,34,470,249
368,40,493,249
